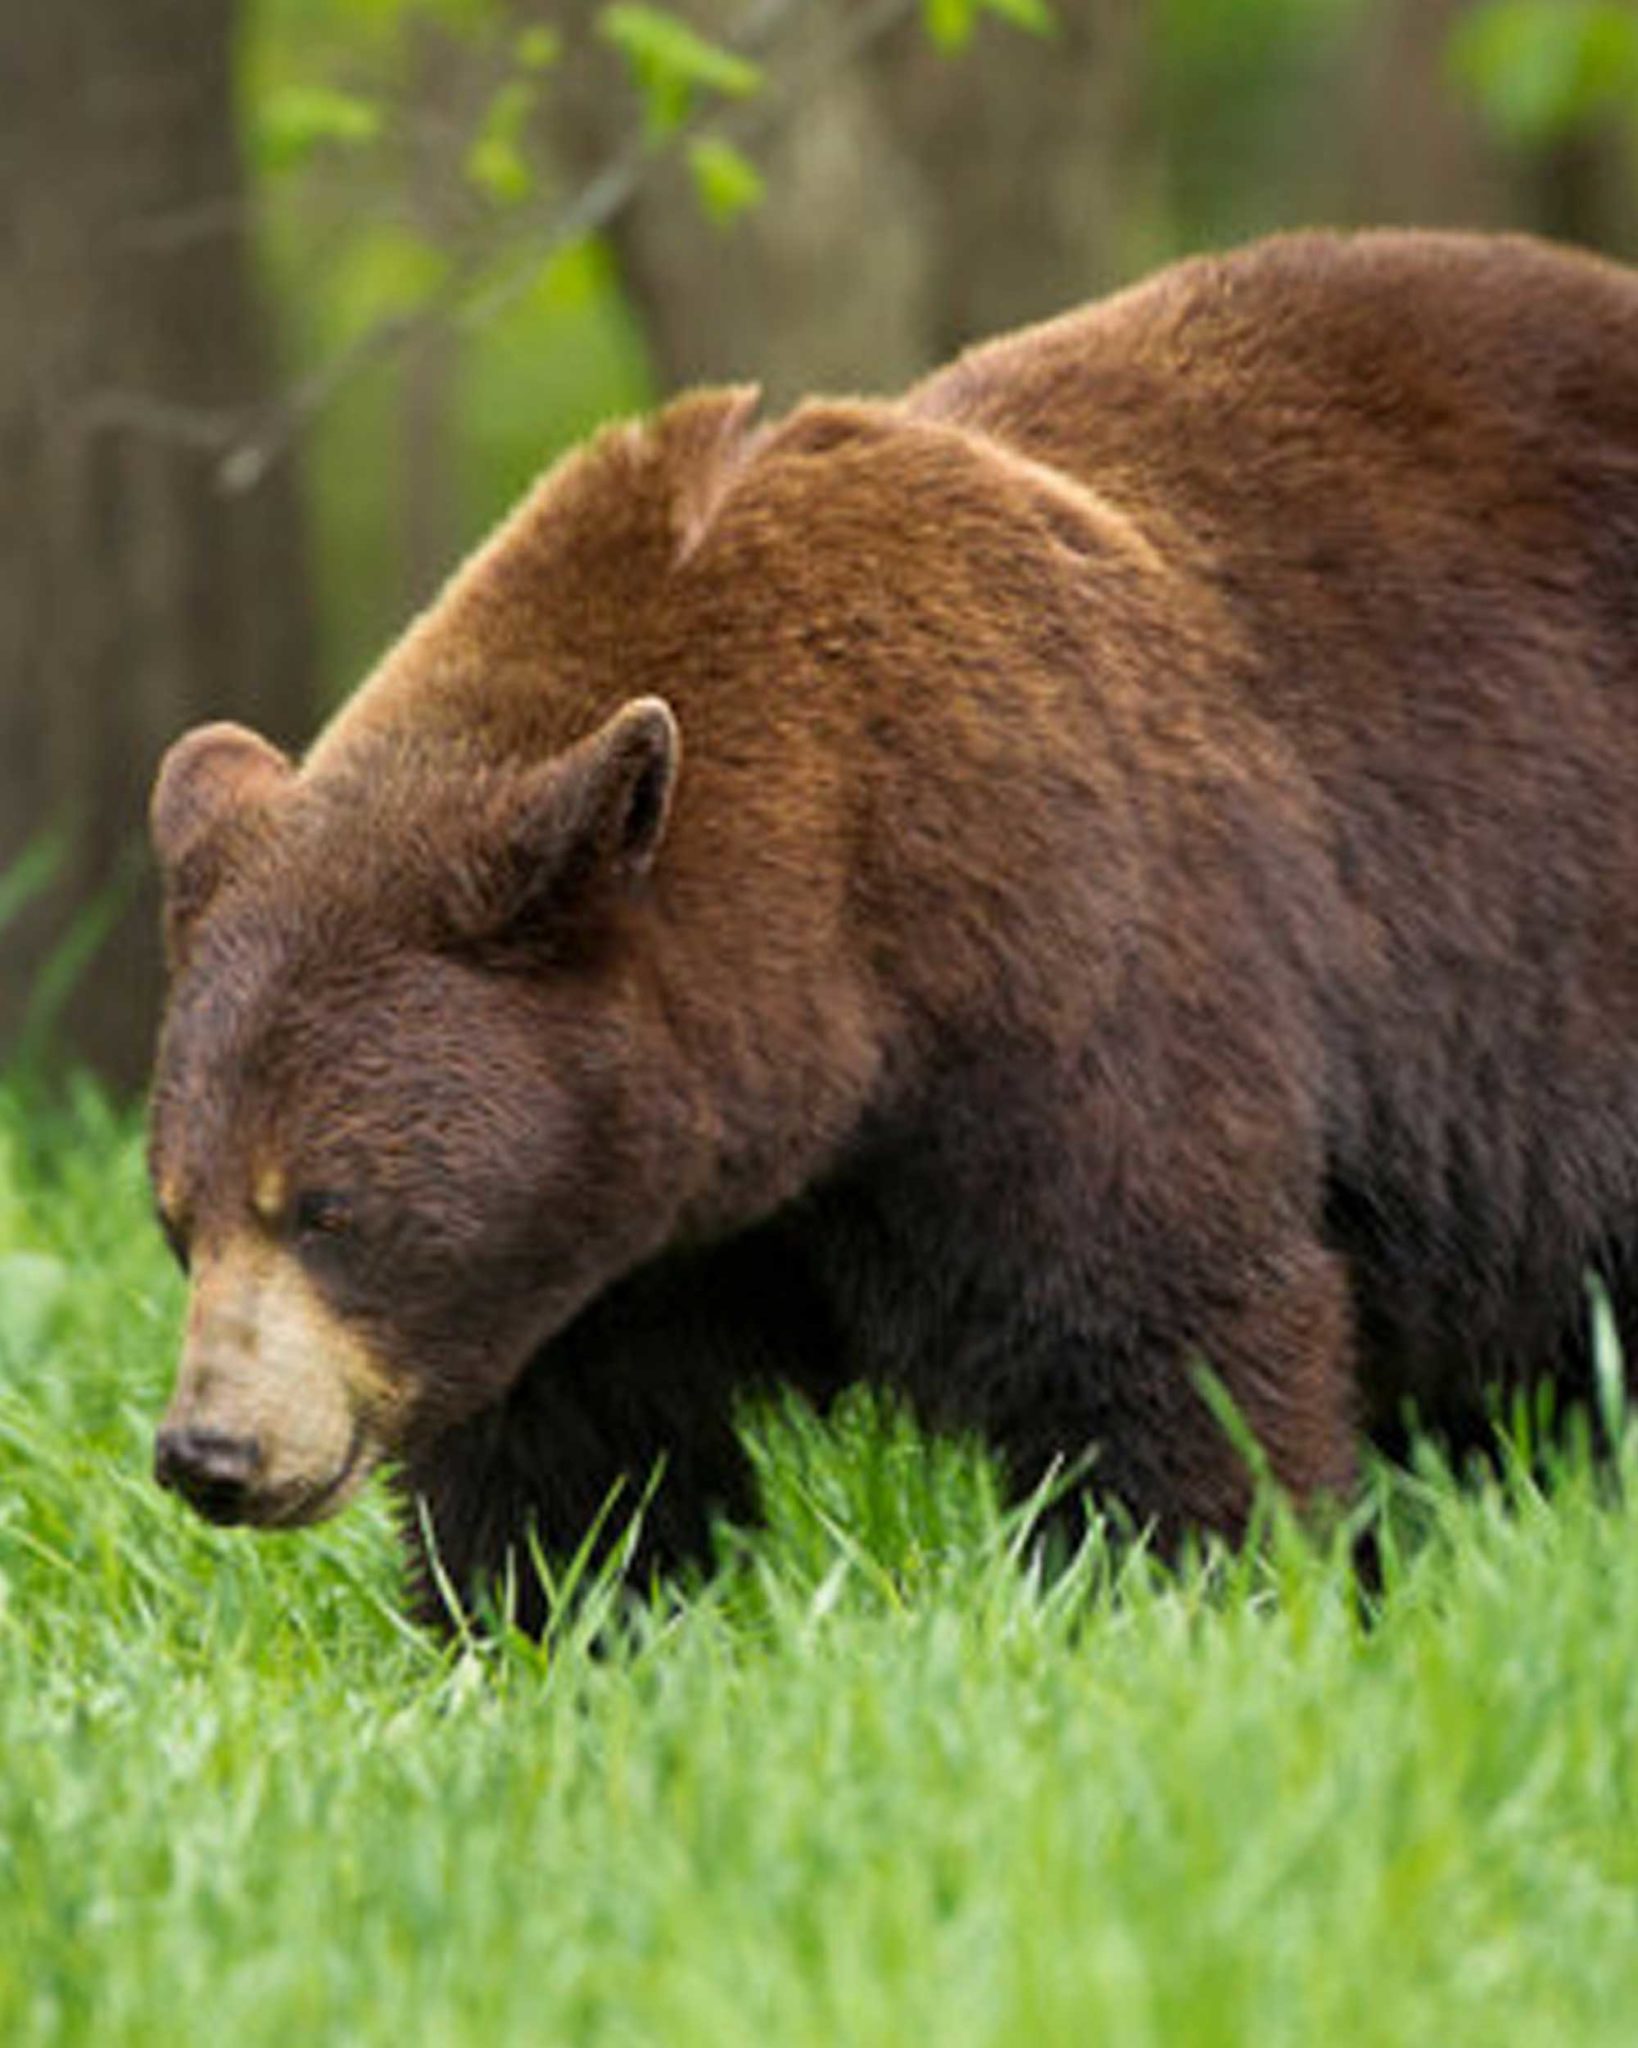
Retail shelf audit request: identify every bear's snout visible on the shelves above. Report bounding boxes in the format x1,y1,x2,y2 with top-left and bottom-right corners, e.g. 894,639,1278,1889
154,1422,264,1524
154,1236,399,1529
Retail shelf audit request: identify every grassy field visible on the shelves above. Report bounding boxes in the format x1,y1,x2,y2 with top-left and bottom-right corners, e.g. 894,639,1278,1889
1,1082,1636,2047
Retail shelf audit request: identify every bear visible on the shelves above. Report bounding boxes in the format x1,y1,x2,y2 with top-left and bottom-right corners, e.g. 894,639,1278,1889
147,229,1638,1633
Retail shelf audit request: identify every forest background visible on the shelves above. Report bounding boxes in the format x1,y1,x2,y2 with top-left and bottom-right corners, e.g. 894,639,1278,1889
4,0,1637,1088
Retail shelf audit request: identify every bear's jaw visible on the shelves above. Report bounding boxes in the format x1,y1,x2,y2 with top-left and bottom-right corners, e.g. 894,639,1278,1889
154,1237,402,1529
249,1416,381,1529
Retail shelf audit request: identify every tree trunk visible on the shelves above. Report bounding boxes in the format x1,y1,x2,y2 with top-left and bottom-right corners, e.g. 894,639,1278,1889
1347,0,1512,231
399,14,468,612
866,0,1153,361
546,0,1146,406
1519,127,1637,261
1348,0,1636,258
0,0,315,1091
606,50,939,403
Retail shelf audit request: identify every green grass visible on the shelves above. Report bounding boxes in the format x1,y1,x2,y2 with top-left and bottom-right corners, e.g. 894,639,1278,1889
2,1082,1636,2046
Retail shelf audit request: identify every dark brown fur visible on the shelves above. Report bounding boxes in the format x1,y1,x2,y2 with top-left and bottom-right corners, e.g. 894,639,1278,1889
148,231,1638,1631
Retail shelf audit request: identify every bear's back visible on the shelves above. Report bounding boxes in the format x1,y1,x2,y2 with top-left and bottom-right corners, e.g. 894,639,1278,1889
907,231,1638,1447
907,229,1638,549
907,228,1638,780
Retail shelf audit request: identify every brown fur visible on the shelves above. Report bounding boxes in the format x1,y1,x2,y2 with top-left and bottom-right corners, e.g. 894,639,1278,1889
148,230,1638,1630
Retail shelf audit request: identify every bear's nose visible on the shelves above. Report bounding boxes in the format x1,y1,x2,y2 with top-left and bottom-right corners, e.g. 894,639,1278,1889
154,1425,263,1524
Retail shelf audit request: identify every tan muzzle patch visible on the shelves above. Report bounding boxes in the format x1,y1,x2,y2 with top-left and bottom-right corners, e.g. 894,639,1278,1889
159,1236,401,1527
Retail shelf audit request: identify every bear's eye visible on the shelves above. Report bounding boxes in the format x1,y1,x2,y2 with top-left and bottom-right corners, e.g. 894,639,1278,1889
292,1189,355,1246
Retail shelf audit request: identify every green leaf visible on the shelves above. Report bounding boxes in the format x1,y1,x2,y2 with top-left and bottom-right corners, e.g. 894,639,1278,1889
331,226,449,332
515,24,561,72
464,78,537,206
465,137,532,207
687,136,766,227
1449,1,1638,144
922,0,1053,52
252,83,383,176
981,0,1056,36
600,4,763,139
393,0,491,31
921,0,980,53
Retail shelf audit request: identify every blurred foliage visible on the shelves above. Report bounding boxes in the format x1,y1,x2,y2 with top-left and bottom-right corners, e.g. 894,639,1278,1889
238,0,1638,697
253,82,384,171
1451,1,1638,144
238,0,1060,689
242,0,654,688
686,133,767,224
464,47,558,206
1152,0,1365,250
600,3,763,138
920,0,1056,54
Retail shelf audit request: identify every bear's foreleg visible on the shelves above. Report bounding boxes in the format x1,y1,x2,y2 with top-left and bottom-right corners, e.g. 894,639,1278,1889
983,1235,1359,1553
395,1223,843,1634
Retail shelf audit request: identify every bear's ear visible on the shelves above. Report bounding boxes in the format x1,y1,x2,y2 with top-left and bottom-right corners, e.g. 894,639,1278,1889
663,385,763,563
550,693,681,888
458,696,681,946
150,723,293,958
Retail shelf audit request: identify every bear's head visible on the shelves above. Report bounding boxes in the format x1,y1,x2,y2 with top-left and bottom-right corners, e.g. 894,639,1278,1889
145,695,700,1529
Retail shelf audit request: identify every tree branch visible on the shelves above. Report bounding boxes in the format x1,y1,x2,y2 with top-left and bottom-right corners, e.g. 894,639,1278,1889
82,0,923,495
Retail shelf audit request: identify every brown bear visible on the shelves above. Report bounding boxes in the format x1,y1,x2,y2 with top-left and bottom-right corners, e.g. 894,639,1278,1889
147,229,1638,1631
